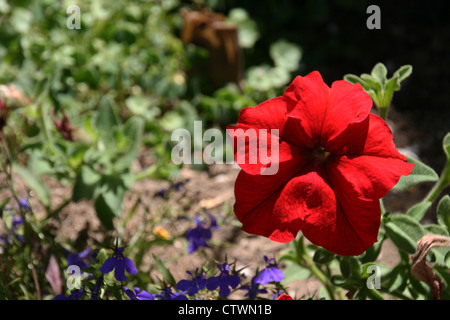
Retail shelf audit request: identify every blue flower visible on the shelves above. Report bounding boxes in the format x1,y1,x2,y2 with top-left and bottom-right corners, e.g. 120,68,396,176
240,277,268,300
206,263,240,298
254,256,284,285
53,289,84,300
12,215,24,228
271,289,284,300
91,276,103,300
185,215,213,254
99,247,137,281
155,288,188,300
67,248,95,271
0,215,25,244
123,286,155,300
176,268,207,296
18,198,30,211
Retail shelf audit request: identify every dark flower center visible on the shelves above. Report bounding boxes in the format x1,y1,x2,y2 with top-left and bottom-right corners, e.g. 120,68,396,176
315,146,330,159
311,145,331,165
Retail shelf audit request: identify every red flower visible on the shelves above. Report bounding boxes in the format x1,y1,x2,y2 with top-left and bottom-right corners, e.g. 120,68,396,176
275,293,294,300
276,294,293,300
228,71,414,256
51,108,75,141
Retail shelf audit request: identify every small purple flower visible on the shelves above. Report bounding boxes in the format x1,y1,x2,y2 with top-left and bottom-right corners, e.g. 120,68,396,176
53,289,84,300
67,248,95,271
123,286,155,300
99,247,137,281
0,215,25,244
185,215,213,254
240,277,268,300
254,256,284,285
206,263,240,298
272,289,284,300
155,288,188,300
91,276,103,300
156,188,168,199
18,198,30,211
176,268,207,296
12,215,24,228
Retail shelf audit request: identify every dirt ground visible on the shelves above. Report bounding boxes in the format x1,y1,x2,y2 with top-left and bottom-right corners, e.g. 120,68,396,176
0,106,440,299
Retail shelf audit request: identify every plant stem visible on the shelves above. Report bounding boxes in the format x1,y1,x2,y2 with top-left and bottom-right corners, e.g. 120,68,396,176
425,159,450,203
301,250,338,300
378,106,387,120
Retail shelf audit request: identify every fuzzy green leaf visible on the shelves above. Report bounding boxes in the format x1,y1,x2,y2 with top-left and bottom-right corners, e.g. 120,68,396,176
393,156,439,191
371,63,388,85
343,74,371,91
442,132,450,159
384,214,426,254
437,195,450,232
393,65,413,82
406,201,432,222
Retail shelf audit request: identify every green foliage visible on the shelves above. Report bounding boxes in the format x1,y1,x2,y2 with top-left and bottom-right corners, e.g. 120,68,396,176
393,156,439,191
344,63,412,119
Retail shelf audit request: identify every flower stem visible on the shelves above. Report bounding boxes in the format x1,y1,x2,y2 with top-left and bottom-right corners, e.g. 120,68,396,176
378,106,388,120
425,159,450,203
300,246,340,300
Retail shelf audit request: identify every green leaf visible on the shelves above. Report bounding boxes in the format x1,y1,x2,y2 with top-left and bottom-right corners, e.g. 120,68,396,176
384,214,426,254
12,163,51,208
227,8,260,49
360,73,382,91
343,74,371,91
424,224,449,236
371,63,388,85
114,116,144,171
269,39,302,72
94,194,116,230
96,174,128,219
392,156,439,191
72,165,101,202
406,201,432,222
437,195,450,231
360,229,385,263
339,256,361,279
153,254,176,287
383,76,400,103
313,248,335,265
96,95,120,133
382,265,409,293
281,260,311,285
442,132,450,159
0,198,10,219
423,223,450,267
393,65,413,82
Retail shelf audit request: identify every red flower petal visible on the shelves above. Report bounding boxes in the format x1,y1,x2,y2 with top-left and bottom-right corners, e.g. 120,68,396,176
322,80,373,142
326,113,408,159
277,166,380,256
328,155,414,201
228,95,307,175
276,294,293,300
228,125,298,175
284,71,330,146
234,157,309,241
232,96,288,132
286,72,372,146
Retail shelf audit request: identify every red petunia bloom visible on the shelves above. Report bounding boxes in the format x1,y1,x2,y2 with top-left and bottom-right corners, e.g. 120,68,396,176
228,71,414,256
276,294,293,300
